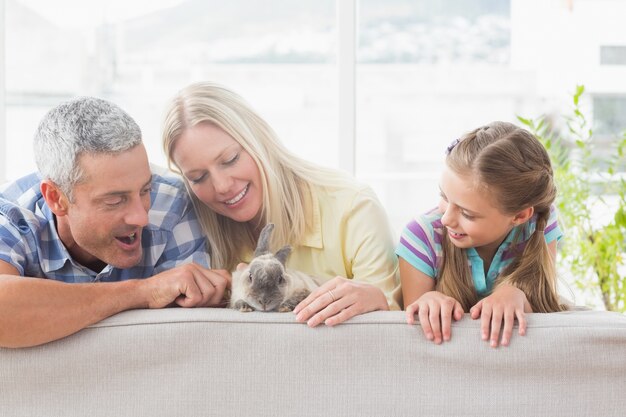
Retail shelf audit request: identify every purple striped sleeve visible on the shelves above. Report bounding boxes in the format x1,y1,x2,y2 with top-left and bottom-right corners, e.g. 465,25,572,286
399,236,435,269
406,220,436,261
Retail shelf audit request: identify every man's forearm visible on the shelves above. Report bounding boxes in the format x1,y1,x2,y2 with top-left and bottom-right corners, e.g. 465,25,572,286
0,277,146,348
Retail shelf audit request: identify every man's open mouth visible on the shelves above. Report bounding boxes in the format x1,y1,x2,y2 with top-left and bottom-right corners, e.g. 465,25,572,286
116,232,137,245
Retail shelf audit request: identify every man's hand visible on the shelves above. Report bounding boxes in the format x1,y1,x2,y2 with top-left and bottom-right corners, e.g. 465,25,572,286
141,264,231,309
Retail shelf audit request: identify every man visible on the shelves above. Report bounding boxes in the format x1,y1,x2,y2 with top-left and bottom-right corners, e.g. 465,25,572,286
0,97,229,348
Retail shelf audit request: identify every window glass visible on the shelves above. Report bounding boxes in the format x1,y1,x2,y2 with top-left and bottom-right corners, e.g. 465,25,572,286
594,95,626,136
356,0,626,235
356,0,512,233
5,0,336,180
600,46,626,65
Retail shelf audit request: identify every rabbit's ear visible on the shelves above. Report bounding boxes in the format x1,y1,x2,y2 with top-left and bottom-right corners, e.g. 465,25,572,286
274,245,292,266
254,223,275,257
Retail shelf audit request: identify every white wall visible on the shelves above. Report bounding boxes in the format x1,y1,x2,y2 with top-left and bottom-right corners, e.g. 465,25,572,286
0,0,6,183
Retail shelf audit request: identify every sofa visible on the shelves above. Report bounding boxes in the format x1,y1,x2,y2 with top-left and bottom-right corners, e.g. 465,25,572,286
1,308,625,417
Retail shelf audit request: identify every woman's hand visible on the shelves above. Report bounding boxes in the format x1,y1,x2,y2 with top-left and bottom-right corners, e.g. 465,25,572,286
405,291,464,344
470,284,531,348
293,277,388,327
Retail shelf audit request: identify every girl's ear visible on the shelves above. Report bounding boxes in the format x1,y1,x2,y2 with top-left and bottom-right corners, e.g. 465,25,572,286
512,206,534,225
40,180,70,216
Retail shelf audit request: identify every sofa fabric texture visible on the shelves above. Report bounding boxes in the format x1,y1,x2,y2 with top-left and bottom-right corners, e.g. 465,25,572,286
1,309,625,417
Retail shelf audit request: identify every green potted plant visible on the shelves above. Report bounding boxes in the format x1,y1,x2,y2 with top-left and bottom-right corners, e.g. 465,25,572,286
518,85,626,312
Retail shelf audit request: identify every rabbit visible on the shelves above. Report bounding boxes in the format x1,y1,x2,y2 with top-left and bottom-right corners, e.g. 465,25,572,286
230,223,321,312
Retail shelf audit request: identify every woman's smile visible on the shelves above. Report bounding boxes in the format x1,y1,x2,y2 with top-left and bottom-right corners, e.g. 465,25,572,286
222,183,250,206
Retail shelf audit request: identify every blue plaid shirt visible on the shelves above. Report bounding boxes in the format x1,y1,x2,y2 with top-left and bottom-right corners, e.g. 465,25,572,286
0,170,209,283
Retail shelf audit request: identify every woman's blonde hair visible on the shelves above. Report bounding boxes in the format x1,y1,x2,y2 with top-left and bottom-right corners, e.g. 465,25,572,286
438,121,566,313
162,81,352,270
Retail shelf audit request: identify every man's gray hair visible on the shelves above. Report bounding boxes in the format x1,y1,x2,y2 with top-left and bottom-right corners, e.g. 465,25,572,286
34,96,142,200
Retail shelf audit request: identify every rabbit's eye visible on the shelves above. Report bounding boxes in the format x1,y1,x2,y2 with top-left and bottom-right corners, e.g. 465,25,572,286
248,273,253,282
278,275,285,284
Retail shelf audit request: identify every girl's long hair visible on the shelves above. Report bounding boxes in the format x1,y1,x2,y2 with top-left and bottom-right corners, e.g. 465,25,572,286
438,121,565,312
162,81,353,271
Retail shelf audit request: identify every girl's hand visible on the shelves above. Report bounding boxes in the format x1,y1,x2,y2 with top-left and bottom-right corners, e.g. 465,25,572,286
293,277,388,327
470,284,531,348
405,291,464,344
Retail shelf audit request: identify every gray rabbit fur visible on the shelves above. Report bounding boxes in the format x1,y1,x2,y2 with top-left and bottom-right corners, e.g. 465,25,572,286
230,223,321,312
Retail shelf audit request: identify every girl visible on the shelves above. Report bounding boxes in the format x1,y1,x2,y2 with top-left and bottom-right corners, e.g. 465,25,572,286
162,81,401,326
397,121,566,348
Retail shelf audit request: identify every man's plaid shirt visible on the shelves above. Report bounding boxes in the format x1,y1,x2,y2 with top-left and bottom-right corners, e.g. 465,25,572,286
0,170,209,282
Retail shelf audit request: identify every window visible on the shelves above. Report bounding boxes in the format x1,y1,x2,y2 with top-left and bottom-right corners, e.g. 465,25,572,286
2,0,626,233
354,0,626,233
2,0,337,180
356,0,512,231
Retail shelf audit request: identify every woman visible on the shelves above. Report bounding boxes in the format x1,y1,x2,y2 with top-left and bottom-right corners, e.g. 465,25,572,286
162,81,401,326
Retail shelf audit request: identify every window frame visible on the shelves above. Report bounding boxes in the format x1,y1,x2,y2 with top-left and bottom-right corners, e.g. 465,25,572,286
337,0,356,175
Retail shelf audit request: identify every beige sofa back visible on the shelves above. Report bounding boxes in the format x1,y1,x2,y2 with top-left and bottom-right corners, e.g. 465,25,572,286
1,309,625,417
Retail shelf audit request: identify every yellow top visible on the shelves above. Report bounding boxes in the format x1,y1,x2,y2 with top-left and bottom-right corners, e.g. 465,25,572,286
242,182,402,310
